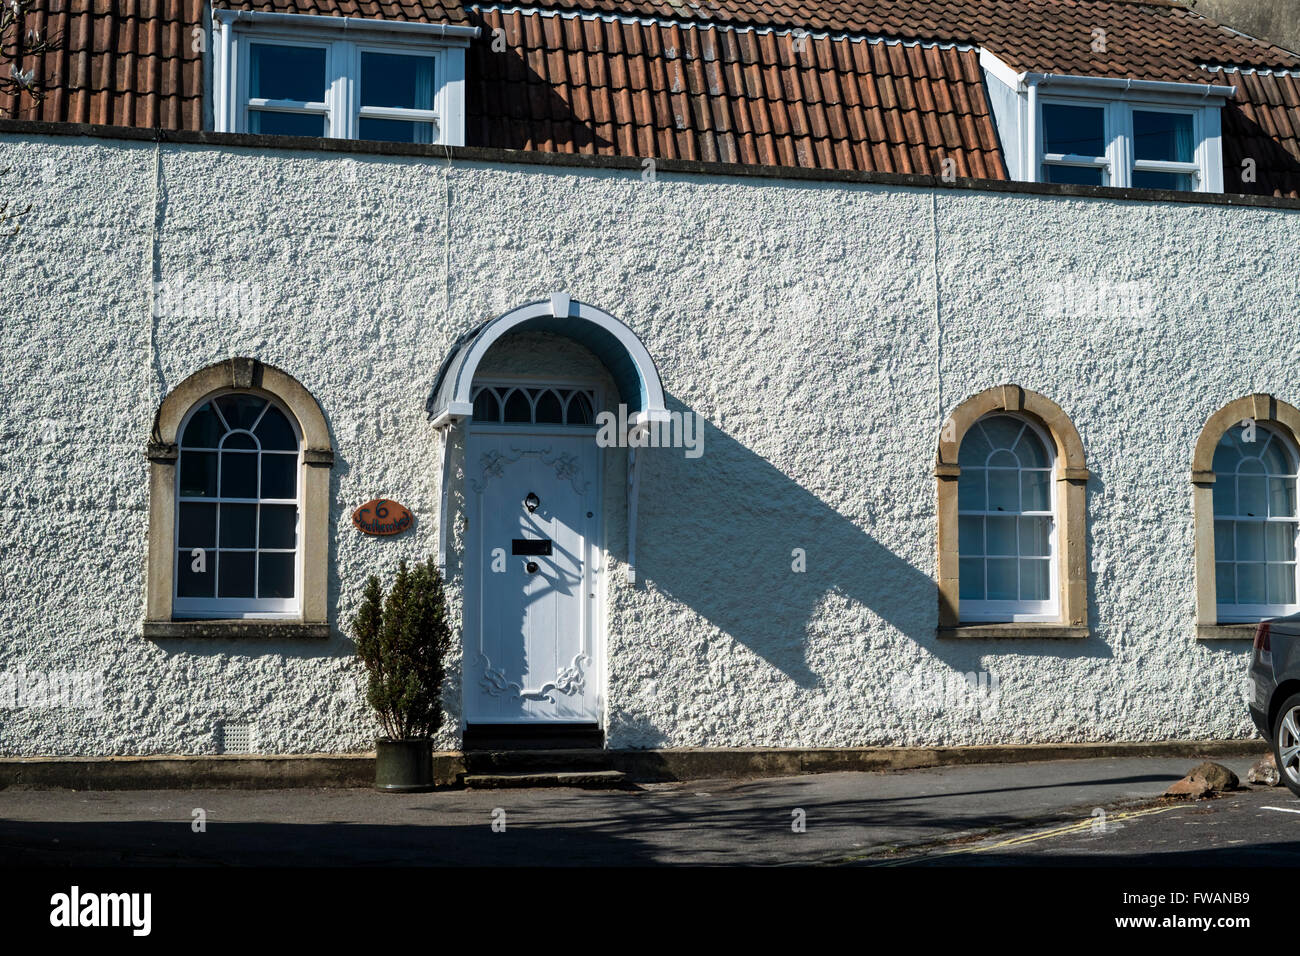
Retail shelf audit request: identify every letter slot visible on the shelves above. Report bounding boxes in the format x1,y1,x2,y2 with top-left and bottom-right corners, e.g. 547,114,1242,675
512,538,553,556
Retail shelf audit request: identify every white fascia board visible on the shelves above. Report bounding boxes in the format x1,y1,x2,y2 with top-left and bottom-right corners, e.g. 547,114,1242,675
429,401,474,428
212,9,480,45
1026,72,1237,100
979,49,1025,91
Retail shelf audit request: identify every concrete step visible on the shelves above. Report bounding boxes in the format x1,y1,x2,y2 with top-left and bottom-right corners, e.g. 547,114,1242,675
462,769,628,790
464,748,613,774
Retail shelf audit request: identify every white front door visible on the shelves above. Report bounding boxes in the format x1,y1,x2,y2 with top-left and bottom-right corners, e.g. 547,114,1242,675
464,429,601,724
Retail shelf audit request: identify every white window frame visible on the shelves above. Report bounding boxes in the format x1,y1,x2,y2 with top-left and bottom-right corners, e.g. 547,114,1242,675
1213,423,1300,623
957,414,1060,623
1037,95,1114,186
212,10,475,146
470,378,604,430
241,36,335,138
1036,93,1219,191
172,391,304,620
979,53,1234,194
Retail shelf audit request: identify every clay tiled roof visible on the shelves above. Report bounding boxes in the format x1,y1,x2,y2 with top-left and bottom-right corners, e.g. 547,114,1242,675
465,7,1006,175
0,0,205,129
1,0,1299,193
1216,68,1300,198
531,0,1300,81
216,0,469,24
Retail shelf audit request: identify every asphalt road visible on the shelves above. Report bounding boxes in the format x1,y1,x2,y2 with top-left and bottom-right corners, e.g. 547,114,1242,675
0,754,1292,866
883,787,1300,866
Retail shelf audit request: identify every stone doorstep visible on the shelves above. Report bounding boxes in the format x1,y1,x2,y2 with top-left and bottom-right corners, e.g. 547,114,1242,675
0,740,1270,791
462,770,629,790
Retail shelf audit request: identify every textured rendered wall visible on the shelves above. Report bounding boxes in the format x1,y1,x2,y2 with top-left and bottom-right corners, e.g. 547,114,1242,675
1,132,1298,755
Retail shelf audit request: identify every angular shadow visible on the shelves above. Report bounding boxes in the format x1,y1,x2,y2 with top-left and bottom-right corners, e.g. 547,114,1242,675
1221,102,1300,197
464,11,613,154
632,397,1113,689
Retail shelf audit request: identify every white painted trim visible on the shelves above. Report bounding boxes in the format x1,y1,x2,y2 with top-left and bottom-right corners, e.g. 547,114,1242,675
436,422,455,574
957,414,1061,623
440,296,668,425
171,391,305,620
1029,89,1225,192
213,9,479,43
1206,64,1300,78
1024,80,1036,181
432,298,667,587
979,48,1023,91
212,12,469,144
627,446,641,585
1028,72,1236,99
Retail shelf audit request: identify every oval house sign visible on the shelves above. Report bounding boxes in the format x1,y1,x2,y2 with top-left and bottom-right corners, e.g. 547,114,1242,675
352,499,413,536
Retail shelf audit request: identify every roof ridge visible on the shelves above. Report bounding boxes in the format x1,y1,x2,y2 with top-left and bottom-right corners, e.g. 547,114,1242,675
1176,5,1300,61
467,3,980,49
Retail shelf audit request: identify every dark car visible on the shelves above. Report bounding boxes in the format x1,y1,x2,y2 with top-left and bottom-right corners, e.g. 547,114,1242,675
1248,613,1300,797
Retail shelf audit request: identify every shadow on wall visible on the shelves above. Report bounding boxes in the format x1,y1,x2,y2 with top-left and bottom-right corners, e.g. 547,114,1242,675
1221,103,1300,198
629,397,1113,694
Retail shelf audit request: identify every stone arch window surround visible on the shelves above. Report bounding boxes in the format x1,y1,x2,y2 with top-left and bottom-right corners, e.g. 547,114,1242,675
144,358,334,639
936,384,1090,639
1192,394,1300,640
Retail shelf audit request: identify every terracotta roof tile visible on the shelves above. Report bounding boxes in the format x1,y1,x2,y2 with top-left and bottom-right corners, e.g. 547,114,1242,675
1215,68,1300,198
4,0,1300,190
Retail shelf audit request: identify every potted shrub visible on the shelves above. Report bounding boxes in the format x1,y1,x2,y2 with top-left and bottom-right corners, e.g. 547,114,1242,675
352,558,452,792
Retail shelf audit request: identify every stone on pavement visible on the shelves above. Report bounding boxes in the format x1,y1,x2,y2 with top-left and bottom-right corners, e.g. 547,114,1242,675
1247,753,1280,787
1164,760,1240,798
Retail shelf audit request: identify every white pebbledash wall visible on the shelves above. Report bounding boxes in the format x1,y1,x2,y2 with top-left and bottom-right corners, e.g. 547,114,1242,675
1,130,1297,756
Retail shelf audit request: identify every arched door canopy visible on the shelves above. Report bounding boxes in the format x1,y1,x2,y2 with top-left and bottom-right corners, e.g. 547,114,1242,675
426,293,668,427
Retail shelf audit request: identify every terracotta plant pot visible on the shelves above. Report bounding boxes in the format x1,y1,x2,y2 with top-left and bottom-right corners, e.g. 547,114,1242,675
374,738,434,792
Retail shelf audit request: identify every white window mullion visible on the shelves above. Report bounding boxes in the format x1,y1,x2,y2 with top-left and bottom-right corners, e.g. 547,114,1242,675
442,46,465,146
1199,104,1223,193
216,14,467,144
1106,101,1127,187
341,39,358,140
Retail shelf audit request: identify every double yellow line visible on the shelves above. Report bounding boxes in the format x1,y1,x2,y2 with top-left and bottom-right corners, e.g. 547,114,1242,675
873,803,1185,866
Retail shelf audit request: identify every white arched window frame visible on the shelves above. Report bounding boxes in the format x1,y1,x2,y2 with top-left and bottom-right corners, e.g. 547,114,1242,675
1212,421,1300,622
172,390,304,619
956,414,1060,622
470,382,600,427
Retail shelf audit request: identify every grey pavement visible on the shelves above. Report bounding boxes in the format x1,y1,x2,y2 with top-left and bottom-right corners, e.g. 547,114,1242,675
0,753,1282,866
885,786,1300,866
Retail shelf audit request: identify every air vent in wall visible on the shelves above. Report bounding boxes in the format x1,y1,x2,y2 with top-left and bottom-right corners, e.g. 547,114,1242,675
219,723,256,754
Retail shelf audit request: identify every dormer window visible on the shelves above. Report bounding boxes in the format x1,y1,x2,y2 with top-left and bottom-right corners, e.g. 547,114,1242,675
212,11,476,145
1131,109,1198,190
1040,102,1107,185
979,52,1234,194
1038,97,1214,190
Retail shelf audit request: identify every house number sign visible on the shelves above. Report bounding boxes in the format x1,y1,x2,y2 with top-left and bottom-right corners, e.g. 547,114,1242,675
352,499,413,536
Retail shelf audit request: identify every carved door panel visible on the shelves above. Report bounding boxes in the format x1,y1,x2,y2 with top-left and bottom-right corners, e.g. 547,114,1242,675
464,431,600,724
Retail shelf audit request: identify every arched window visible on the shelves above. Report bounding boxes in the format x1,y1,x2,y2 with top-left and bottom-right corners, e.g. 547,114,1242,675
145,358,334,638
936,384,1089,638
957,414,1057,621
470,384,598,426
1196,407,1300,626
174,392,303,618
